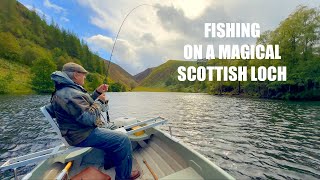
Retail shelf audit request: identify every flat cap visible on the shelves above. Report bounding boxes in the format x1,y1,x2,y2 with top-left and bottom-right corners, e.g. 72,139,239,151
62,62,88,74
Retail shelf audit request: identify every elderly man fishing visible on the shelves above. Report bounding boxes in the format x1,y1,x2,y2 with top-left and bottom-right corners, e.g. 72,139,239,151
48,62,140,180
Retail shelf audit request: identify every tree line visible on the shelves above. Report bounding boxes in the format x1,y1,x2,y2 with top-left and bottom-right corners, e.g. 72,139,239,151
165,6,320,100
0,0,126,93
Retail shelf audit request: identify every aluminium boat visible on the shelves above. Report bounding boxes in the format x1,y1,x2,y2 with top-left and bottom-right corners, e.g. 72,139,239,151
0,107,235,180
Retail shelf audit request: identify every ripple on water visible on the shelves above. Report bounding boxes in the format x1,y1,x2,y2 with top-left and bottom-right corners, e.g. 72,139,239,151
0,93,319,179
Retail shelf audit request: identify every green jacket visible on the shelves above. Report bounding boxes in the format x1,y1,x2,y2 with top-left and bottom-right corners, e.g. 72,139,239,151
49,71,104,145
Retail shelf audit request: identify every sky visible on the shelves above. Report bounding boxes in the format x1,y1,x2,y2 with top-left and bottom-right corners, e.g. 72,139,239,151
18,0,319,75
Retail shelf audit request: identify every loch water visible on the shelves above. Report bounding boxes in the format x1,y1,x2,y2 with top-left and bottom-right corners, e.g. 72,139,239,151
0,92,319,179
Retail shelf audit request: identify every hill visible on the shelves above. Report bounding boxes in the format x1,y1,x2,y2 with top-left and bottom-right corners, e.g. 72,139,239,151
0,58,32,94
105,60,138,90
134,68,154,83
138,60,196,91
0,0,136,93
136,5,320,99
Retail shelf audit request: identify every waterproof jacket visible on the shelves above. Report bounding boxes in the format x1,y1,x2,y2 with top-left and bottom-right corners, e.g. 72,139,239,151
48,71,104,145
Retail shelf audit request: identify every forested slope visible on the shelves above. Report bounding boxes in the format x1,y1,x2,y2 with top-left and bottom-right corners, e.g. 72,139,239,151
139,6,320,100
0,0,136,94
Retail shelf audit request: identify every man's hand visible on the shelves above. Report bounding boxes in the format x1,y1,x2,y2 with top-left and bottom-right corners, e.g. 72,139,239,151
97,84,109,93
98,93,107,103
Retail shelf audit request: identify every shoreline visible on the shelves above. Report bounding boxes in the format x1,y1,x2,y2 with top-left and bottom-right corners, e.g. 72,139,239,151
1,90,319,102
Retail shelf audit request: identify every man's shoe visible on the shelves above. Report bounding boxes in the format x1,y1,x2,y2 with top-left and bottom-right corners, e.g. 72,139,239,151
130,170,140,180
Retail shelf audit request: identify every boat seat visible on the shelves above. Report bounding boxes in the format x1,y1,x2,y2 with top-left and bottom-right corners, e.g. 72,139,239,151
160,167,204,180
128,133,150,142
41,106,92,163
64,147,92,162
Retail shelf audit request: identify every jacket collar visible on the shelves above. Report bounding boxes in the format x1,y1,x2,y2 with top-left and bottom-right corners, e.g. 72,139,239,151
51,71,87,92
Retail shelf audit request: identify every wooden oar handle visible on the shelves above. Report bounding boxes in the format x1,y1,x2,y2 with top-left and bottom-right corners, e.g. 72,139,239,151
143,159,158,180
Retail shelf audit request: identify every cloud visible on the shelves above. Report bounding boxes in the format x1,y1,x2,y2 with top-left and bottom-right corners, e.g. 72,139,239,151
155,4,232,43
77,0,191,74
43,0,66,14
60,17,70,22
141,33,157,46
86,34,113,51
43,0,70,24
85,35,142,73
25,4,51,22
77,0,319,74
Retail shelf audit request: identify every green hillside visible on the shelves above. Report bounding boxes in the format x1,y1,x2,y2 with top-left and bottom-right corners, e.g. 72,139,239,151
107,61,138,91
140,60,195,86
0,59,32,94
0,0,136,94
136,60,196,92
134,68,154,83
137,6,320,100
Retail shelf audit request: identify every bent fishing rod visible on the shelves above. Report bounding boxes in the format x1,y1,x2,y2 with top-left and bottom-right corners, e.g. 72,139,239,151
102,4,154,124
104,3,154,84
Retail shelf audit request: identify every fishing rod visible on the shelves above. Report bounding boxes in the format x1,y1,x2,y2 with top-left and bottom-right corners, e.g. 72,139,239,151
102,4,154,125
104,3,154,83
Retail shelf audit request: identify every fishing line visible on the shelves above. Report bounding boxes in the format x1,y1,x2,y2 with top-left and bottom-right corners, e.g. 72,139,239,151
101,4,154,126
104,3,154,83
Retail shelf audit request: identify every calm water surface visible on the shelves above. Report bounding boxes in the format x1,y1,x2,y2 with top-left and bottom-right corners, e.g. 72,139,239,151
0,92,319,179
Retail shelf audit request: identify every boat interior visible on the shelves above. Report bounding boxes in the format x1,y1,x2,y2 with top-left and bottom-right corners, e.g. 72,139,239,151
1,108,234,180
34,129,207,180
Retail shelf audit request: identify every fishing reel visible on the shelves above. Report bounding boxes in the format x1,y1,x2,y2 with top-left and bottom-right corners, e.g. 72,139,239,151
100,93,117,129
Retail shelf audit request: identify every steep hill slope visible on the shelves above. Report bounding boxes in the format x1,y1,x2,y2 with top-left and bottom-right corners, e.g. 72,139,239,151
140,60,196,87
105,60,137,89
134,68,154,83
0,0,136,93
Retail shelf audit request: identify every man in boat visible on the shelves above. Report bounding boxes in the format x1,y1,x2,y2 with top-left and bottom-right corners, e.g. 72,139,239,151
48,62,140,180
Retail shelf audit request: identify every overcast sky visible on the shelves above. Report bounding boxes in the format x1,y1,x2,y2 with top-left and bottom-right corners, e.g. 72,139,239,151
19,0,319,75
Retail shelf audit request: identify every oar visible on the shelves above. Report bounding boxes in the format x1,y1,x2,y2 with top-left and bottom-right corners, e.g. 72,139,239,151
143,159,158,180
55,161,73,180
